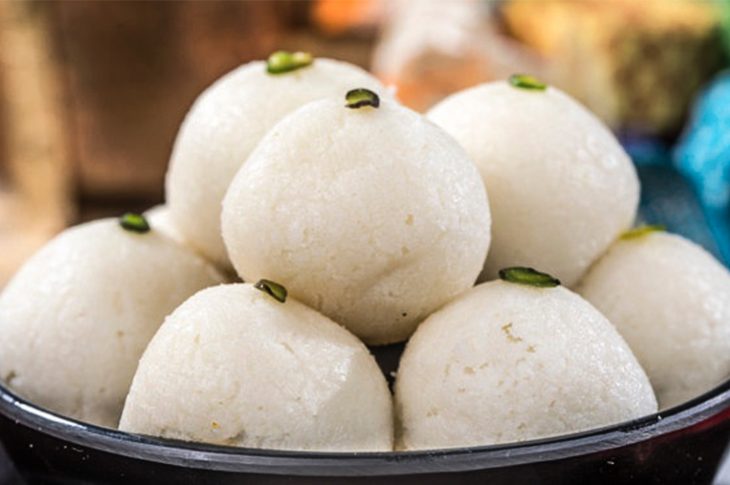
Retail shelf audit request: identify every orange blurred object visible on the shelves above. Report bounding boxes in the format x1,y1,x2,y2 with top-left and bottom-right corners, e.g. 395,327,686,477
313,0,383,36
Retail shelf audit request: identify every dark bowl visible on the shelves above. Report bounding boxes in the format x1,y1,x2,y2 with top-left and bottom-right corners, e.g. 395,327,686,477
1,378,730,485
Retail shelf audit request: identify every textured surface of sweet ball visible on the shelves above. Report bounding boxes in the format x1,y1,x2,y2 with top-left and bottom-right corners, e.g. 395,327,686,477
427,81,639,286
0,219,224,427
145,205,187,246
119,284,393,451
166,58,385,268
396,280,657,450
222,97,491,345
578,232,730,409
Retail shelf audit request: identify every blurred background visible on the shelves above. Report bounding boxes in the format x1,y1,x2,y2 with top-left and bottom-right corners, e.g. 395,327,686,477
1,0,730,286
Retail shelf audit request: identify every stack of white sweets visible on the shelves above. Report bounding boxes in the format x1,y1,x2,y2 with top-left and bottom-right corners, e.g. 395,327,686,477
1,53,729,452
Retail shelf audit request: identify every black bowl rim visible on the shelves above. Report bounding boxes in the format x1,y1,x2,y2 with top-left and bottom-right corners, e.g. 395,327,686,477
2,380,730,477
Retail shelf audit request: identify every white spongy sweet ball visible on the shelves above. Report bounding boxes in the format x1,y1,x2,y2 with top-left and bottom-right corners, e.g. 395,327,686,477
0,219,224,428
577,231,730,409
427,80,640,286
395,279,657,450
166,58,386,268
221,97,491,345
146,205,240,283
119,283,393,451
145,205,187,246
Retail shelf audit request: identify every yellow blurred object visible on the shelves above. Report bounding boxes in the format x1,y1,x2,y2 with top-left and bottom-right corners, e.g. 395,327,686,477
503,0,725,134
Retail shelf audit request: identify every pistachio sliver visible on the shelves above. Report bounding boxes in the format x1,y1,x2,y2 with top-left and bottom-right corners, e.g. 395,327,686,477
345,88,380,109
119,213,150,234
266,51,313,75
254,279,288,303
508,74,547,91
498,267,560,288
620,224,666,240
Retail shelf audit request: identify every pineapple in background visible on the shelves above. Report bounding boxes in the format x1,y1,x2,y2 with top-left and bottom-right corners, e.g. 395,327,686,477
502,0,726,135
721,0,730,58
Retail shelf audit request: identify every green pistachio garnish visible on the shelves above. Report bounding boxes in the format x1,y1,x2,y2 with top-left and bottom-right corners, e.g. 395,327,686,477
345,88,380,109
509,74,547,91
254,279,288,303
266,51,313,75
119,213,150,234
498,267,561,288
620,224,666,240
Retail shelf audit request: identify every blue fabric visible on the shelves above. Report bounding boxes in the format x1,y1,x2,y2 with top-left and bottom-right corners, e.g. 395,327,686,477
674,71,730,265
620,135,723,263
675,71,730,209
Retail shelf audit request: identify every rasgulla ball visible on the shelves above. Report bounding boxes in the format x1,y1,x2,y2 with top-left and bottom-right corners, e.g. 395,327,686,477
395,273,657,450
0,217,224,428
166,55,386,268
221,93,491,345
145,205,186,246
119,283,393,451
427,77,640,286
577,229,730,409
146,205,240,282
